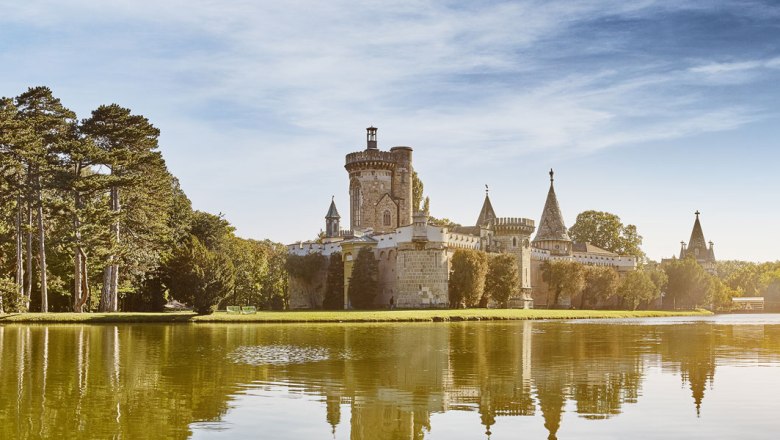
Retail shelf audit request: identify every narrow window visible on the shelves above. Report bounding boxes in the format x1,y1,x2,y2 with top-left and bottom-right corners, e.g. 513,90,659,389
383,210,391,226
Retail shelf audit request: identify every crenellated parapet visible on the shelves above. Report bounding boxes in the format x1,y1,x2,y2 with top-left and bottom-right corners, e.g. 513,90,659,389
345,150,397,171
492,217,535,235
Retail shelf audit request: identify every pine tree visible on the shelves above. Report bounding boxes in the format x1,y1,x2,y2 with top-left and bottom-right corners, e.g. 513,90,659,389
14,87,77,312
81,104,169,312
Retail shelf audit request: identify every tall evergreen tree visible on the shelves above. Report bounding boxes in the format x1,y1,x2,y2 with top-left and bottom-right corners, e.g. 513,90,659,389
323,252,344,310
14,87,77,312
81,104,168,312
348,247,378,309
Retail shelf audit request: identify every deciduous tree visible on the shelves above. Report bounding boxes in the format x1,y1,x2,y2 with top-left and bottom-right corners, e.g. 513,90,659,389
569,211,645,260
484,254,519,308
541,260,585,308
449,249,489,308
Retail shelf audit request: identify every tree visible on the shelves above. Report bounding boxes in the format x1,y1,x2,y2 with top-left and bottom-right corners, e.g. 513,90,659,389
449,249,489,308
568,211,645,260
579,265,619,309
412,171,423,212
323,252,344,310
663,257,711,309
348,247,378,309
286,253,327,307
14,86,78,312
81,104,168,312
541,260,585,308
165,235,235,314
484,254,519,308
616,270,660,310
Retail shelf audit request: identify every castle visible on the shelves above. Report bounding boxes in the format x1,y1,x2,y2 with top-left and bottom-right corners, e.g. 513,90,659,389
288,128,637,309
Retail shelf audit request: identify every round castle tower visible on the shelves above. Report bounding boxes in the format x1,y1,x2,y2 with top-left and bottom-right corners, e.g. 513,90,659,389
344,127,413,234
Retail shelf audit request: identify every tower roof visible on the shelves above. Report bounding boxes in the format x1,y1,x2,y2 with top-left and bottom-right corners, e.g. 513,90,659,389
534,169,571,242
325,197,340,219
476,185,497,227
684,211,713,261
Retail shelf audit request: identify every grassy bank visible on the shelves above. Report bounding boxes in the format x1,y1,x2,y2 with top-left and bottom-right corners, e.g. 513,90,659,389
0,309,712,324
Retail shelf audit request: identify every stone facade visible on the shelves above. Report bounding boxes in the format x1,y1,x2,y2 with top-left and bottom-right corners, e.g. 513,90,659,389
287,127,637,309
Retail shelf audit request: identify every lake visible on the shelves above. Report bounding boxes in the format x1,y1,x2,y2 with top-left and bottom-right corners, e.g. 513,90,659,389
1,315,779,439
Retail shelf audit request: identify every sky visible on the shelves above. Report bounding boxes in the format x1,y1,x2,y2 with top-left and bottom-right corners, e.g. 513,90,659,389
1,0,778,262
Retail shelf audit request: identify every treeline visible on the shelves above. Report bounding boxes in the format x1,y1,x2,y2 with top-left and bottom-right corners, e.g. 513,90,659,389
0,86,287,314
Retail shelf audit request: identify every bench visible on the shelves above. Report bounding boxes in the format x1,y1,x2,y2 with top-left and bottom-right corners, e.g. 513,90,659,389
226,306,241,314
241,306,257,314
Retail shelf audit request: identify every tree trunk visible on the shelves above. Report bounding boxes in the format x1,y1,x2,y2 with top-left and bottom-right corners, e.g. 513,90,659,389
15,193,24,305
73,243,83,312
25,205,32,310
100,186,121,312
72,185,89,313
36,174,48,313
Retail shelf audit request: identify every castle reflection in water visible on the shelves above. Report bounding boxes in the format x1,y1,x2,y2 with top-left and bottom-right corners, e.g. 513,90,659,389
1,319,779,439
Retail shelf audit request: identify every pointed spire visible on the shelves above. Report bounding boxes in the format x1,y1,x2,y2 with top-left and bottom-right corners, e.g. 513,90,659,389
686,210,708,257
326,196,340,219
476,185,497,227
534,169,571,242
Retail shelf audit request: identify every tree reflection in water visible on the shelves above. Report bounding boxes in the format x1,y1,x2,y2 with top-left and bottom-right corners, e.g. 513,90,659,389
1,318,780,439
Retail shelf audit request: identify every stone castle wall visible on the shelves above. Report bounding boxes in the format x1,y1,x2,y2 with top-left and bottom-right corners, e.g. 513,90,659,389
395,243,450,308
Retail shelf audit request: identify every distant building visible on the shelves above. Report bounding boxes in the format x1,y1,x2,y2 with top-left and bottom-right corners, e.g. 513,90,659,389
288,127,637,309
663,211,716,273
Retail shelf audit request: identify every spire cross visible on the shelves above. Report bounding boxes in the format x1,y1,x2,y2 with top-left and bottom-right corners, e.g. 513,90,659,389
549,168,554,182
485,184,489,195
695,210,700,217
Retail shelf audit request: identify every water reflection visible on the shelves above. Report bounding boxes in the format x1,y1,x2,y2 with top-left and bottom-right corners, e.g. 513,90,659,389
1,317,780,439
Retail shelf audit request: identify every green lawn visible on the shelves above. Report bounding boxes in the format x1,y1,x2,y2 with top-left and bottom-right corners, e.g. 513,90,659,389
0,308,712,324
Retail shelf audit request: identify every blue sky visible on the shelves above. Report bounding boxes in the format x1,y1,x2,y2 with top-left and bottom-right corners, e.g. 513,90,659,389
1,0,778,262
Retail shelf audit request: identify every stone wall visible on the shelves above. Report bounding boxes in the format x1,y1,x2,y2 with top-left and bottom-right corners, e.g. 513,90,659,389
288,266,329,309
395,242,450,308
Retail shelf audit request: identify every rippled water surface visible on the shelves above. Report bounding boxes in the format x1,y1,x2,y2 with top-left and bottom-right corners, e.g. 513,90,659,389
2,315,780,439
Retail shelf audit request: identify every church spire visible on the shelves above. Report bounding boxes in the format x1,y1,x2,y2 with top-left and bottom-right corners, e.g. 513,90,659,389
476,185,497,227
534,169,571,243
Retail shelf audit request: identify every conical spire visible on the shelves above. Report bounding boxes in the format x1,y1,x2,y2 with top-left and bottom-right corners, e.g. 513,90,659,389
476,185,497,227
682,210,714,262
534,169,571,242
326,196,340,219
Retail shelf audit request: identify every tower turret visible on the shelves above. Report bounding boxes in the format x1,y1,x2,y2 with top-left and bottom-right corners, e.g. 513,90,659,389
325,196,340,238
532,169,572,256
366,126,377,150
345,126,414,233
476,185,497,227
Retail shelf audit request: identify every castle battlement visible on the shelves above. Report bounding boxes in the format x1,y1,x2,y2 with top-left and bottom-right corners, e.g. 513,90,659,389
345,150,397,170
492,217,536,235
493,217,534,226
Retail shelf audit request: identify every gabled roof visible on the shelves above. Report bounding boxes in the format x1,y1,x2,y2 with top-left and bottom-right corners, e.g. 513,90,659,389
325,197,340,219
572,242,618,256
534,170,571,242
476,193,497,227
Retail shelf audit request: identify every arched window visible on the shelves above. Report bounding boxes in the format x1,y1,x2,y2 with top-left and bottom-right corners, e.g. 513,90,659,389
350,179,361,227
383,210,391,226
513,237,517,247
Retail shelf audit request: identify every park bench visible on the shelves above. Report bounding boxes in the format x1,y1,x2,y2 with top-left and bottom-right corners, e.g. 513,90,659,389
226,306,241,314
241,306,257,314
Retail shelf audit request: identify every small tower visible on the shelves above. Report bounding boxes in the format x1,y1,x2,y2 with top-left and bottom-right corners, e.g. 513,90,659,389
532,169,572,256
366,126,378,150
325,196,340,238
476,184,497,227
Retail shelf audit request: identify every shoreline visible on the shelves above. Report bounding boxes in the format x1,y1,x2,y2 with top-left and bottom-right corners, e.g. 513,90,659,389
0,309,712,324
